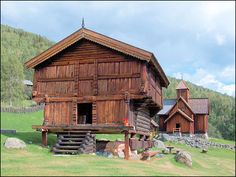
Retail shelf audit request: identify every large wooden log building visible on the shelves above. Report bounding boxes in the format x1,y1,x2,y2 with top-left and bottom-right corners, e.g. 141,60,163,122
25,27,169,159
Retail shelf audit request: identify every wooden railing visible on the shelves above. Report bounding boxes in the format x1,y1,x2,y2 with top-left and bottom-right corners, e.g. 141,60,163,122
173,128,181,134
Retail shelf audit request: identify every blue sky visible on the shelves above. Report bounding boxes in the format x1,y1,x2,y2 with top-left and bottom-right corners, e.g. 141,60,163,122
1,1,235,96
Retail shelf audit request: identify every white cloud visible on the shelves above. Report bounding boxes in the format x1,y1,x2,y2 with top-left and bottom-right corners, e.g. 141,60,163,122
215,34,225,45
173,68,235,97
221,65,235,80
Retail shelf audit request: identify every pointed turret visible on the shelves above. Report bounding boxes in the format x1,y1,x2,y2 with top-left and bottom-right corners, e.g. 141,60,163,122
176,80,189,102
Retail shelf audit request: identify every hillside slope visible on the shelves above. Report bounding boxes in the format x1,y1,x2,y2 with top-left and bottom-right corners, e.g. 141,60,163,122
1,24,54,80
1,24,235,140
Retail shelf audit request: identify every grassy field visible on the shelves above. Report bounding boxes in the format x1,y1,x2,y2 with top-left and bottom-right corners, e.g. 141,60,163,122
1,111,235,176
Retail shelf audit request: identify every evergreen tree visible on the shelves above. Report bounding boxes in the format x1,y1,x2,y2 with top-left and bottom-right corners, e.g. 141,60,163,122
1,56,24,106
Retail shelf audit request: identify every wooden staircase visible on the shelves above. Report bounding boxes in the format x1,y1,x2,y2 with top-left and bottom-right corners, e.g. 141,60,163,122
52,131,96,154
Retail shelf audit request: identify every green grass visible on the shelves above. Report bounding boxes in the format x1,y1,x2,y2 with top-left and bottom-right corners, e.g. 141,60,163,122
1,111,43,132
209,137,235,145
1,111,235,176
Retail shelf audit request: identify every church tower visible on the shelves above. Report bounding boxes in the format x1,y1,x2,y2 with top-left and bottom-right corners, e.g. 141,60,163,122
176,80,189,102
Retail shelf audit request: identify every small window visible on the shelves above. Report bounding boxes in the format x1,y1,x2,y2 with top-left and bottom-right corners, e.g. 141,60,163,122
176,123,181,128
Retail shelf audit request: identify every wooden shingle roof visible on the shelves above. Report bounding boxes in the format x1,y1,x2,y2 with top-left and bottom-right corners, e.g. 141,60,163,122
24,27,169,87
189,98,209,115
158,98,209,115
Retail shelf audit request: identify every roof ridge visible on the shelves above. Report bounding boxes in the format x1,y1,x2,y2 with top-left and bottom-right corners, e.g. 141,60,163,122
83,28,153,55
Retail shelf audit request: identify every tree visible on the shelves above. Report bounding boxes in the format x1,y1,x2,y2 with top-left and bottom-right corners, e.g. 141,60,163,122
1,55,24,106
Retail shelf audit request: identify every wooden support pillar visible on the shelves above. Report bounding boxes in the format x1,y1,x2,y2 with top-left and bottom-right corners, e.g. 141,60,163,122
42,131,48,146
124,131,130,160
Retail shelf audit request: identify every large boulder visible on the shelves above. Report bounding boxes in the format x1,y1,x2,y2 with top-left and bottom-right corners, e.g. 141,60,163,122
153,140,166,149
4,138,26,149
175,151,192,167
104,141,131,156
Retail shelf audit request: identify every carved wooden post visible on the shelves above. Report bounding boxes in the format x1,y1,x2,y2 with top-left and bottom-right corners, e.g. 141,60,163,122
140,63,148,94
93,59,98,96
124,131,130,160
92,101,97,124
44,94,49,126
42,95,49,146
124,91,130,125
124,92,130,160
72,96,77,125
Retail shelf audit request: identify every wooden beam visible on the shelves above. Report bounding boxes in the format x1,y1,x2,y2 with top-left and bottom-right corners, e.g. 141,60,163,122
38,77,74,82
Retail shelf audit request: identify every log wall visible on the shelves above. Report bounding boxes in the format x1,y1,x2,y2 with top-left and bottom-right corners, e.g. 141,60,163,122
135,108,151,133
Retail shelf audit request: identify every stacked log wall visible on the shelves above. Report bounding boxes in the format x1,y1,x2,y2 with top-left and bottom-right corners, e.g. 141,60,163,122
135,108,151,133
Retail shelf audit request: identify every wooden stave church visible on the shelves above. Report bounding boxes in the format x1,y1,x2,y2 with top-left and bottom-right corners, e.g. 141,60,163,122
25,27,169,159
158,80,209,136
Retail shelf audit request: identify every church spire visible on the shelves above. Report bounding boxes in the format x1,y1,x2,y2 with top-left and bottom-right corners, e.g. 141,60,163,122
176,80,189,102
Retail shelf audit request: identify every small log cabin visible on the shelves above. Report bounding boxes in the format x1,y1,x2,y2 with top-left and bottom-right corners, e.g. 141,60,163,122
158,80,209,136
25,27,169,159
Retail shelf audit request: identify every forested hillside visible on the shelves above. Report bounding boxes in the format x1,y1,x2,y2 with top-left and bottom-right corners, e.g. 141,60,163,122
1,24,54,105
1,24,235,140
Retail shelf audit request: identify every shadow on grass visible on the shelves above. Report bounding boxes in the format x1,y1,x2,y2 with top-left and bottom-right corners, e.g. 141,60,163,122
3,132,57,147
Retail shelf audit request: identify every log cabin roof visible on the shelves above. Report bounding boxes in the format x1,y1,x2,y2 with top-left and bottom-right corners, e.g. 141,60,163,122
164,109,193,123
24,27,169,87
158,98,209,115
176,80,189,90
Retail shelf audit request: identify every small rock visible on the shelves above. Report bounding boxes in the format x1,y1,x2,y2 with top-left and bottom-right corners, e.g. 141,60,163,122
4,138,26,149
201,148,208,153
